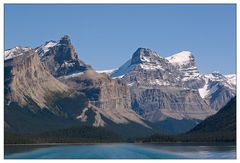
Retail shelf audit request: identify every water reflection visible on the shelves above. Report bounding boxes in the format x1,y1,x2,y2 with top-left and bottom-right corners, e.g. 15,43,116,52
5,143,236,159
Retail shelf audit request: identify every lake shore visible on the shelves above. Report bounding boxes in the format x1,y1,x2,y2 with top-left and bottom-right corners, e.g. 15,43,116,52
4,141,236,146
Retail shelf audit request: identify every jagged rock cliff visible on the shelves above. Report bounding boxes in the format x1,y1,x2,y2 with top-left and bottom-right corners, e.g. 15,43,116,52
35,35,92,77
60,70,149,128
4,47,68,109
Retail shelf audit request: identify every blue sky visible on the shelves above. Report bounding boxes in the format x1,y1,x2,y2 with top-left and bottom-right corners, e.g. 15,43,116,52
4,4,236,74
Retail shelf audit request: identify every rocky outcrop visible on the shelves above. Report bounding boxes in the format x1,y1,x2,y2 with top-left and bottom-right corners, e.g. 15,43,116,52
35,35,92,77
61,70,149,128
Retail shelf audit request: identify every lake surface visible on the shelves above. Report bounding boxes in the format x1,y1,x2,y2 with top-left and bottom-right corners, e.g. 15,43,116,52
5,143,236,159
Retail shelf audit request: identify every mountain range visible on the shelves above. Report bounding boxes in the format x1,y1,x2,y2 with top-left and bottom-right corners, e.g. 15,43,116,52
4,35,236,139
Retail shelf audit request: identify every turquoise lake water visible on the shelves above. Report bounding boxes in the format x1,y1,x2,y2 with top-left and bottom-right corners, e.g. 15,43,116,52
5,143,236,159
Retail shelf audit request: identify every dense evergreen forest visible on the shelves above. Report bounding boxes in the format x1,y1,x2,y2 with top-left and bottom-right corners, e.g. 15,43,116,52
5,126,123,144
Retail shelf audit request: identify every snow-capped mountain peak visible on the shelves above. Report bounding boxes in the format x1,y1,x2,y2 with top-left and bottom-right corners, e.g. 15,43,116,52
34,35,92,77
166,51,200,83
166,51,194,67
35,35,75,60
4,46,32,61
111,48,171,78
131,48,163,65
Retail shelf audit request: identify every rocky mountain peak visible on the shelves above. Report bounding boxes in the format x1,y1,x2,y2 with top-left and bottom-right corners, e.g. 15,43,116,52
54,35,78,63
166,51,200,85
111,48,175,79
35,35,92,77
59,35,71,45
36,35,78,62
131,48,163,65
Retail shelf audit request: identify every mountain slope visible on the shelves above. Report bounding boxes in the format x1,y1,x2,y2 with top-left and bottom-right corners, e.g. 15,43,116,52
4,47,69,109
199,72,236,111
190,97,236,133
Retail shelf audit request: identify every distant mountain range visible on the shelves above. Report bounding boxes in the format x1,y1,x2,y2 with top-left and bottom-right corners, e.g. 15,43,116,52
4,35,236,140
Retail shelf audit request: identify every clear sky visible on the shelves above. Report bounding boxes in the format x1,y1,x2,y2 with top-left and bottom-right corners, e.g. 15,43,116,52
4,4,236,74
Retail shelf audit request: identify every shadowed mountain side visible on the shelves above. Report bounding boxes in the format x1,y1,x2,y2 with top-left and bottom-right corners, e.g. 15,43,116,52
189,97,236,133
139,97,236,143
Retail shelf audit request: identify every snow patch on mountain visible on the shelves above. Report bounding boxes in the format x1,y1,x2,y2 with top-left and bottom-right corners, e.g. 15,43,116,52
139,62,165,70
35,41,58,58
166,51,193,66
97,68,117,75
149,79,171,86
60,61,76,68
198,78,217,98
4,46,32,60
58,72,84,79
224,74,236,86
111,59,136,78
205,72,235,89
76,108,88,122
198,72,236,99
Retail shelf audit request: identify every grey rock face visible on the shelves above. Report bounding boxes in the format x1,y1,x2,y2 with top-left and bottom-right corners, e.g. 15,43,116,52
60,70,150,128
131,86,213,122
35,35,92,77
4,47,69,109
